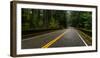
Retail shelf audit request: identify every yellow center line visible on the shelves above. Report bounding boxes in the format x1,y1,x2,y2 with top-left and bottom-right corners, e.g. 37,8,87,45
42,31,67,48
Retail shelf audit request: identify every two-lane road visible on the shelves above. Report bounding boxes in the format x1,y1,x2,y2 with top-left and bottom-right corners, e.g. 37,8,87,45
22,27,87,49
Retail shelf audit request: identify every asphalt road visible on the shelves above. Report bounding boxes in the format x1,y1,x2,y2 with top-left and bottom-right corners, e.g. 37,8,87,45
22,27,87,49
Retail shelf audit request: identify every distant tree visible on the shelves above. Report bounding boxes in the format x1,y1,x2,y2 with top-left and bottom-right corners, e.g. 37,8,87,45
70,11,92,30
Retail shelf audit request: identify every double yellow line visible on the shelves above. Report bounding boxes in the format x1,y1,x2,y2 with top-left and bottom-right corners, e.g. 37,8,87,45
42,31,67,48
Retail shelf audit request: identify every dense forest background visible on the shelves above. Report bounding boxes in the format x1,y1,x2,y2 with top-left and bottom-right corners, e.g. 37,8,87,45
21,8,92,36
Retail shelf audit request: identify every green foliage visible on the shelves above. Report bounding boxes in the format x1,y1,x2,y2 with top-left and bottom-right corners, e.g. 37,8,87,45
22,23,30,31
49,17,59,29
22,8,92,31
70,11,92,30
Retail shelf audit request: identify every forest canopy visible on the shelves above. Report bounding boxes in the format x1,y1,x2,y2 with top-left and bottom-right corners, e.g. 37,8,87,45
22,8,92,32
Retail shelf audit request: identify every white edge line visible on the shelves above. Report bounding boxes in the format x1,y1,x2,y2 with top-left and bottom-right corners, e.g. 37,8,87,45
22,32,51,41
22,30,63,41
76,31,88,46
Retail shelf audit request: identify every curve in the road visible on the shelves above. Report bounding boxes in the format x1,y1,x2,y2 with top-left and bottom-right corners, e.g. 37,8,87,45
42,30,68,48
